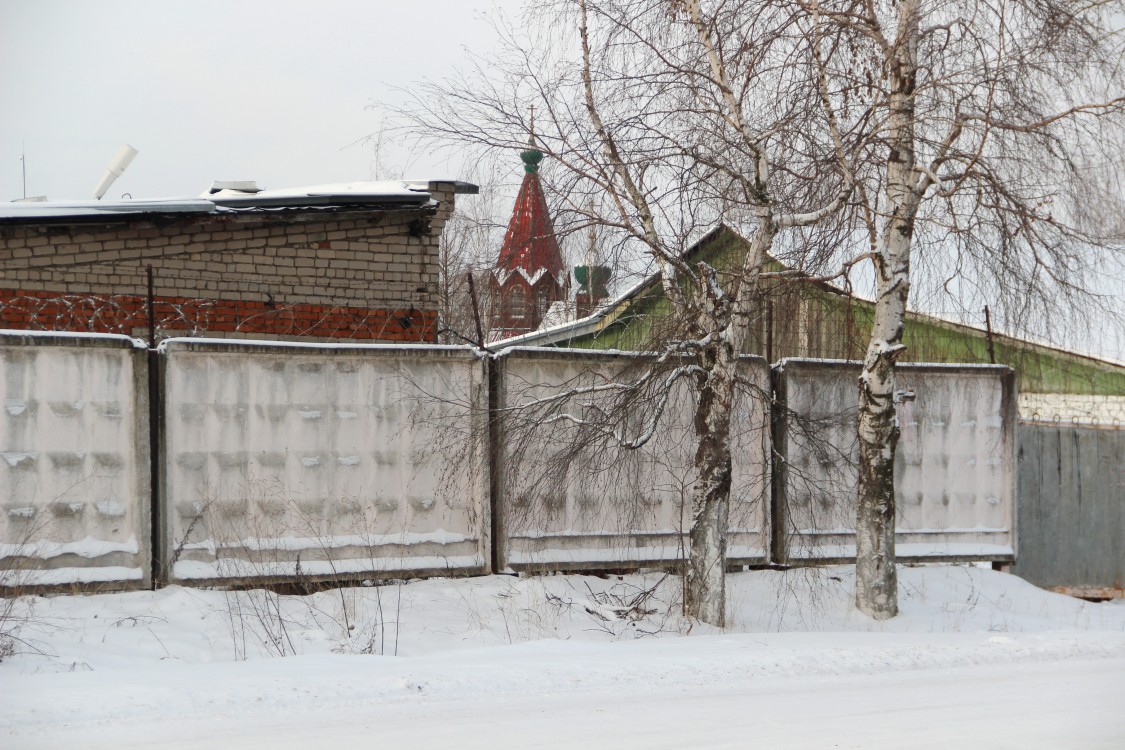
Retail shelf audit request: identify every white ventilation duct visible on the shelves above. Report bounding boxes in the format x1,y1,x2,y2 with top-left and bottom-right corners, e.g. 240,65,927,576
92,144,138,200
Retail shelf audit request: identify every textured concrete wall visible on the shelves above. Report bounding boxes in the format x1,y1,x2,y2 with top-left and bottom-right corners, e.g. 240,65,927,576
159,339,488,585
2,330,1028,589
1012,424,1123,592
0,332,150,588
495,348,771,571
773,360,1017,562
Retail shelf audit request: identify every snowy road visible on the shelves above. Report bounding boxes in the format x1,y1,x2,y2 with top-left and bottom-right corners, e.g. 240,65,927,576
107,659,1125,749
6,635,1124,749
190,660,1123,750
4,568,1124,748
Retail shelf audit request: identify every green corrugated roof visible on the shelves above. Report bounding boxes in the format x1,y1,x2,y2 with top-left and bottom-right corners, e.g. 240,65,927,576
509,226,1124,396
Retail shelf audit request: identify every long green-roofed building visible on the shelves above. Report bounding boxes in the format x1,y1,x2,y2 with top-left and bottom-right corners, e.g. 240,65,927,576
500,226,1124,421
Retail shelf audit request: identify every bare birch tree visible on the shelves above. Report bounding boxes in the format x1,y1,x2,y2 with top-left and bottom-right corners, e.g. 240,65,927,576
395,0,860,624
804,0,1125,617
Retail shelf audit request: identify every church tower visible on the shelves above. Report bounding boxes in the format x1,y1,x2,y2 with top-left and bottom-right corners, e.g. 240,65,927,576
489,134,568,339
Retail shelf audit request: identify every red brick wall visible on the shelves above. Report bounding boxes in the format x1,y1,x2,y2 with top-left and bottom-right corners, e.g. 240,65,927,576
0,290,437,342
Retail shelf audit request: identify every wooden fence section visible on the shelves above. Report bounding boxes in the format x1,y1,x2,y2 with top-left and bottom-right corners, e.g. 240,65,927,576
1012,424,1124,596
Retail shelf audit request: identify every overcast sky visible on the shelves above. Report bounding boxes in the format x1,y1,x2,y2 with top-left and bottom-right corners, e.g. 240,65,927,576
1,0,524,201
2,1,1121,360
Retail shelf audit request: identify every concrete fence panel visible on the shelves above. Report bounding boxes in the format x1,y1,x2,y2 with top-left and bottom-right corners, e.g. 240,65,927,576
495,347,771,571
158,340,489,585
773,359,1017,563
3,328,1032,591
1012,423,1123,595
0,331,151,588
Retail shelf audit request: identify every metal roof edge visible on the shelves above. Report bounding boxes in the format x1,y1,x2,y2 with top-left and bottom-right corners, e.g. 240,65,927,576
0,199,218,224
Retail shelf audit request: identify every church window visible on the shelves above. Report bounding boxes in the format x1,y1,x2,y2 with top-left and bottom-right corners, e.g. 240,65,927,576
509,286,528,320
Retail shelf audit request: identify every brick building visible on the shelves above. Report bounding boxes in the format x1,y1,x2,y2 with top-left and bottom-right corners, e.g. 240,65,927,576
0,180,476,342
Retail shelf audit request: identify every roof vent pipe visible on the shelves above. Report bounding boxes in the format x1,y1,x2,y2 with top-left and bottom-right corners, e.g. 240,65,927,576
92,144,138,200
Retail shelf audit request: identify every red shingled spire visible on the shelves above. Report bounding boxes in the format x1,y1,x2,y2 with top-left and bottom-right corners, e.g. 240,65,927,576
495,140,565,279
489,126,569,339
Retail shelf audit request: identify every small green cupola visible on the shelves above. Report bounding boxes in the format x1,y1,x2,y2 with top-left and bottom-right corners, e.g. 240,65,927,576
520,145,543,174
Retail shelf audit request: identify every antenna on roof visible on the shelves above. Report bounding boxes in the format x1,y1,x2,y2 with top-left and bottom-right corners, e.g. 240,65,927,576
93,144,138,200
20,142,26,199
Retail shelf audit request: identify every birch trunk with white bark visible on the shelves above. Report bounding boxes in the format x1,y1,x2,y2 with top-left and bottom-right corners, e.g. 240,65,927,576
686,331,735,626
683,210,772,625
679,260,742,625
855,1,920,620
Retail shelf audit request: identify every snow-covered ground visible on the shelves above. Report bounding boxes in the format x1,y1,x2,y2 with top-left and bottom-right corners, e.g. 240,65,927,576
2,565,1123,748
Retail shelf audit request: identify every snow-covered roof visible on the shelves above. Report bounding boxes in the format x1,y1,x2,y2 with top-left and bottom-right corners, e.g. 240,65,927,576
206,181,430,208
0,197,216,221
0,179,479,224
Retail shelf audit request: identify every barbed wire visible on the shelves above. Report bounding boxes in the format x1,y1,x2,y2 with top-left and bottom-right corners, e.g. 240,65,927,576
0,293,435,343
